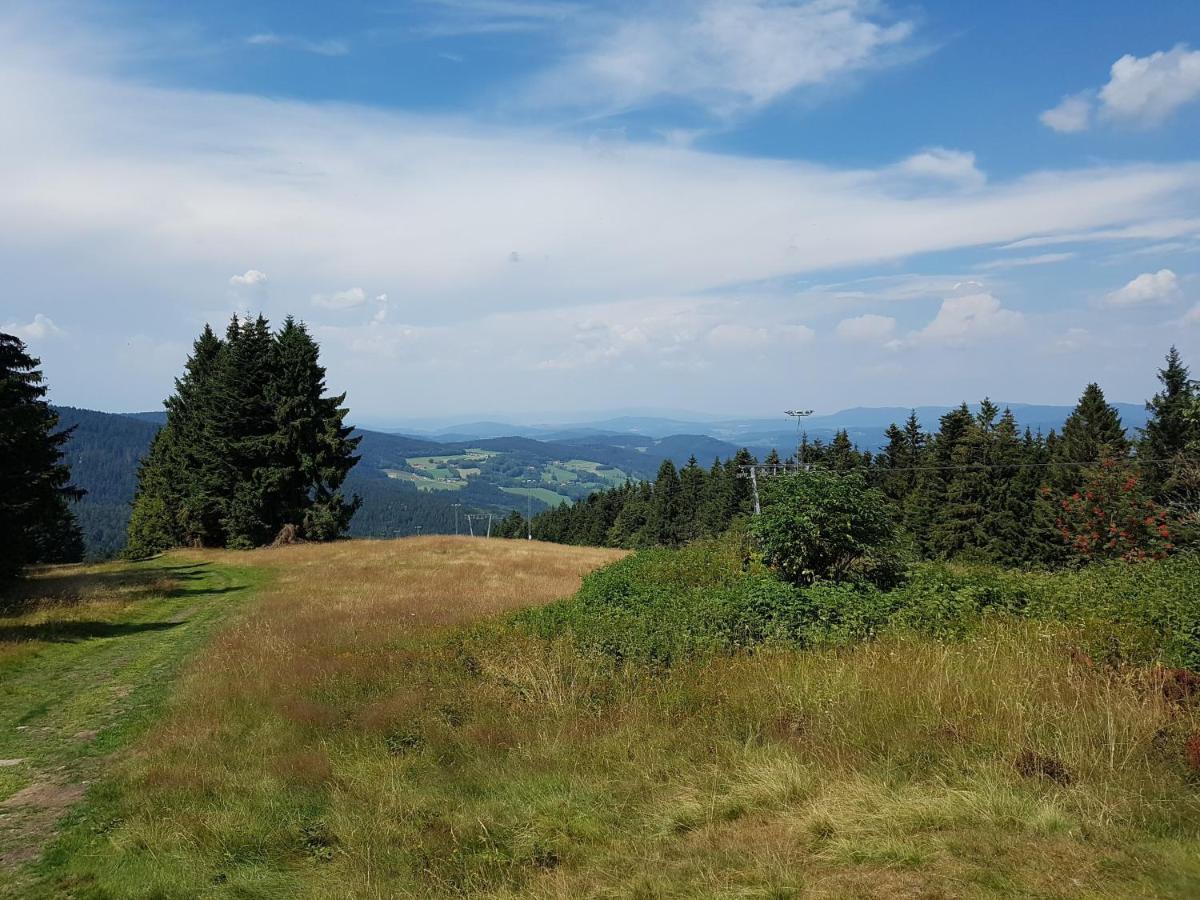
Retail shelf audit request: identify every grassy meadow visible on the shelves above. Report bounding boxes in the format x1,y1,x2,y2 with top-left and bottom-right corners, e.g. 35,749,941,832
2,536,1199,897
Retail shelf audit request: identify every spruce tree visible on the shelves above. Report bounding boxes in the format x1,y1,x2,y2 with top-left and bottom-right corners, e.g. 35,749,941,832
1140,347,1197,498
270,318,361,541
1056,384,1129,476
909,404,972,557
646,459,682,546
982,409,1035,565
930,400,997,558
678,455,705,542
127,315,360,554
0,332,84,579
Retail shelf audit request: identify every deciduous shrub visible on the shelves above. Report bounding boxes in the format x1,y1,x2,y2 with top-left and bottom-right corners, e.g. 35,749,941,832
749,470,900,587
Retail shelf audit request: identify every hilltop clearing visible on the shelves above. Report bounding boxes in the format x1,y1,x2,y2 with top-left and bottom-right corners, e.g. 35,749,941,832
7,536,1198,898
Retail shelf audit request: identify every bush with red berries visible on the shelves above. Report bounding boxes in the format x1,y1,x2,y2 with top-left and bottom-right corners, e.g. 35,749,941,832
1054,459,1174,563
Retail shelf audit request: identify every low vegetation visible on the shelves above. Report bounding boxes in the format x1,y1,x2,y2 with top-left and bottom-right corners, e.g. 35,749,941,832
0,558,262,894
6,536,1195,898
522,534,1200,669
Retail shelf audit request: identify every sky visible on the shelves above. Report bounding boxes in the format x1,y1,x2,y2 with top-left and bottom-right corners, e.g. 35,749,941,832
2,0,1200,424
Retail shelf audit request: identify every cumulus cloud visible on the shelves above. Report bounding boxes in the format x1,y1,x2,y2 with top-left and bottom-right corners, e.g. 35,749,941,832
1103,268,1181,307
893,148,985,189
913,293,1024,346
1040,93,1092,133
229,269,267,287
245,33,348,57
1042,45,1200,131
2,313,63,341
525,0,917,118
1100,45,1200,127
312,287,368,310
835,313,897,342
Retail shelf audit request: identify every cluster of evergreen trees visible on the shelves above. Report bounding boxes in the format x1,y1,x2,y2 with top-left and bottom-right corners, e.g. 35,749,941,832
531,349,1200,566
127,316,361,555
0,332,84,582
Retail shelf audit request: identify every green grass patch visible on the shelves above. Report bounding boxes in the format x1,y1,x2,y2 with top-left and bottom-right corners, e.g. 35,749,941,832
385,470,467,491
0,557,263,896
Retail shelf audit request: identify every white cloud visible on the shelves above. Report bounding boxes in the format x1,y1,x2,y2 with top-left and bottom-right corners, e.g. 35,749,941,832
893,148,985,189
1040,93,1092,133
312,287,367,310
1041,45,1200,132
913,293,1024,346
245,33,349,57
525,0,917,118
229,268,267,287
835,313,897,342
1103,268,1181,307
1002,218,1200,250
3,313,63,341
1100,45,1200,127
1181,304,1200,325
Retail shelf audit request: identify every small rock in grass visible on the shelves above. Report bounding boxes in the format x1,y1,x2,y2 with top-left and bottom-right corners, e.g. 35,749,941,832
0,759,26,767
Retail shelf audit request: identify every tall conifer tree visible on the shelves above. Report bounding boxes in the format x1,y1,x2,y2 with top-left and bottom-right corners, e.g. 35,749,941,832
0,332,84,579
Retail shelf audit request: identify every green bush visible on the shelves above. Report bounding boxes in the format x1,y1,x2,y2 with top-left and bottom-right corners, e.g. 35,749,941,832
749,470,900,587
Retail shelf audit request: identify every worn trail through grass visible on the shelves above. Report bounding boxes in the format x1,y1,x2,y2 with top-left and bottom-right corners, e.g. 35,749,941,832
0,558,263,895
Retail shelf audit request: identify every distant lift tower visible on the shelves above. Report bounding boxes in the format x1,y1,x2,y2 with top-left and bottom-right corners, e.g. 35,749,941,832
741,408,813,515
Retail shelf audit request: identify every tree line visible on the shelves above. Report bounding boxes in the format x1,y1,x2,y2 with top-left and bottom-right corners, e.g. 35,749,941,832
126,315,361,555
527,348,1199,567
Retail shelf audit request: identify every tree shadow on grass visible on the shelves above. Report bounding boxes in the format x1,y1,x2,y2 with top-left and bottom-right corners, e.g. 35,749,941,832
0,620,181,644
0,564,199,617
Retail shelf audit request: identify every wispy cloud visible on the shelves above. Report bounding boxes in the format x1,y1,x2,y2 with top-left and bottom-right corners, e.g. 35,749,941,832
1002,218,1200,250
313,287,368,310
976,252,1075,271
411,0,583,37
245,33,349,56
519,0,920,119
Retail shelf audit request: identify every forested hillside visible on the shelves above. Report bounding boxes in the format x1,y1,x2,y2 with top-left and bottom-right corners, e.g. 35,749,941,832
530,351,1199,570
52,410,739,557
54,408,159,559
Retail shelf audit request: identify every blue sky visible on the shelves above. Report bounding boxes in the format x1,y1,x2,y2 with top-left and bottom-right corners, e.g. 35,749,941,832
2,0,1200,423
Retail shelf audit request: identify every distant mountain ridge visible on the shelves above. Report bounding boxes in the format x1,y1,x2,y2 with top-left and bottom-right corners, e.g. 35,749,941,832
383,402,1152,448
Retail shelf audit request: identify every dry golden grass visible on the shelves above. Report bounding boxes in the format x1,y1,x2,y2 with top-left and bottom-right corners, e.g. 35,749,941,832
205,535,625,627
29,539,1200,899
